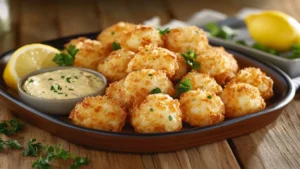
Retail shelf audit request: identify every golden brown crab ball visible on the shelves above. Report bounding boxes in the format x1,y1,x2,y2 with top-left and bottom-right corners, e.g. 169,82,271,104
105,79,128,108
220,82,266,118
196,47,237,85
121,25,164,52
126,45,178,78
123,69,175,108
164,26,209,54
97,22,136,55
171,53,188,81
179,89,225,127
182,72,223,94
213,46,239,74
97,49,135,82
69,96,127,132
131,94,182,133
65,37,87,47
230,67,274,100
65,38,106,70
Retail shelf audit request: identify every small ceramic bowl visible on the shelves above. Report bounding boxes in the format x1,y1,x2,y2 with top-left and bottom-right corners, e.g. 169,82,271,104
18,67,107,115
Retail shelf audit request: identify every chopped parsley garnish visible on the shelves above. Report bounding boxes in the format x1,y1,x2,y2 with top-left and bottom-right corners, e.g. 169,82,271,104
148,74,153,77
86,76,91,78
65,94,68,97
53,44,79,66
51,84,62,93
207,95,212,99
168,115,173,121
205,22,236,40
61,76,65,79
235,40,247,46
150,87,162,94
48,78,53,81
74,76,78,79
57,92,63,95
0,119,24,136
29,79,34,83
111,31,115,35
0,138,22,151
158,27,170,35
112,42,121,51
287,44,300,59
174,78,192,98
23,139,43,157
66,77,71,83
150,108,154,112
68,88,74,91
181,50,200,70
252,43,280,56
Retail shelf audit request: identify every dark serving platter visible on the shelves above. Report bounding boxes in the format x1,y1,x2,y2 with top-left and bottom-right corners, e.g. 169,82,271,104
0,33,296,153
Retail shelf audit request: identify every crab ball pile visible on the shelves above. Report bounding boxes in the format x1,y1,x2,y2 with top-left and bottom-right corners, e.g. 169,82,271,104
67,22,274,133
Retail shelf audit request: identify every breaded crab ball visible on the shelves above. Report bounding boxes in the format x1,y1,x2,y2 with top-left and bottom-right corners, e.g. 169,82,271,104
131,94,182,133
196,47,237,85
171,53,188,81
164,26,209,54
69,96,127,132
105,79,128,108
179,89,225,127
65,37,106,70
123,69,175,108
126,45,178,78
182,72,222,94
97,49,135,82
230,67,274,99
97,22,136,55
213,46,238,74
220,82,266,118
121,25,164,52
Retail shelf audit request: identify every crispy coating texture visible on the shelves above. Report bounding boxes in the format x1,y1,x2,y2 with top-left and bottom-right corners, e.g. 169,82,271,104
213,46,239,74
131,94,182,133
123,69,175,108
220,82,266,118
196,47,237,85
105,79,128,108
65,37,87,47
66,38,106,70
171,53,188,81
179,89,225,127
230,67,274,99
126,45,178,78
164,26,209,54
97,22,136,55
182,71,223,94
121,25,164,52
97,49,135,82
69,96,127,132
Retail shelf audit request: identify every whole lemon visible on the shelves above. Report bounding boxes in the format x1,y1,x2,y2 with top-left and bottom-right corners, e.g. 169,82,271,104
245,11,300,52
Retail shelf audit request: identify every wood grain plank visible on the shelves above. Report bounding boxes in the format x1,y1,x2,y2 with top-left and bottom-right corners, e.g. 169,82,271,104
231,95,300,169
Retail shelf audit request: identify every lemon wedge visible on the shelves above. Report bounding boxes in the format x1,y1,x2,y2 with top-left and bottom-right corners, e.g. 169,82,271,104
245,11,300,52
3,44,60,90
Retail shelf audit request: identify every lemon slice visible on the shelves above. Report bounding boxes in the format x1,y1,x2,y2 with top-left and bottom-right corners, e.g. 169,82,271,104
3,44,60,90
245,11,300,51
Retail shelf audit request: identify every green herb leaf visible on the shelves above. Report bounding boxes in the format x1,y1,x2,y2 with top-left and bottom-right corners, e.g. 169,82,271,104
23,139,43,157
252,43,280,56
0,119,24,136
207,95,212,99
181,50,200,70
66,77,71,83
150,108,154,112
168,115,173,121
174,78,192,98
29,79,34,83
158,27,170,35
48,78,53,81
286,44,300,59
53,44,79,66
148,74,153,77
112,42,121,51
236,40,247,46
150,87,162,94
70,157,90,169
205,23,236,40
0,138,22,151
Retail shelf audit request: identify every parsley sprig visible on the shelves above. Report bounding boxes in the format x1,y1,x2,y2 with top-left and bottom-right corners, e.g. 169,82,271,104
0,119,24,136
0,138,22,151
23,139,43,157
158,28,170,35
181,50,200,70
150,87,162,94
112,42,121,51
205,22,236,40
286,44,300,59
53,44,79,66
174,78,192,98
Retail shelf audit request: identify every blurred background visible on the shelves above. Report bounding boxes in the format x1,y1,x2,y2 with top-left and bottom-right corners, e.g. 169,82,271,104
0,0,300,52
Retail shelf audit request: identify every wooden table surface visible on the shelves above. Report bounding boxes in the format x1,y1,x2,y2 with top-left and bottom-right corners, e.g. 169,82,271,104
1,0,300,169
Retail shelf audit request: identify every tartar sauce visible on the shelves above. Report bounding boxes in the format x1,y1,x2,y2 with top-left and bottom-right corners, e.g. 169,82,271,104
23,69,104,99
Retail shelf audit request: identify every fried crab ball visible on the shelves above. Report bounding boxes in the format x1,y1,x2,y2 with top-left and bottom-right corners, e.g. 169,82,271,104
65,37,106,70
213,46,238,74
230,67,274,99
220,82,266,118
105,79,128,108
171,53,188,81
123,69,175,108
69,96,127,132
164,26,209,54
131,94,182,133
121,25,164,52
182,72,222,94
97,22,136,55
126,45,178,78
97,49,135,82
179,89,225,127
196,47,237,85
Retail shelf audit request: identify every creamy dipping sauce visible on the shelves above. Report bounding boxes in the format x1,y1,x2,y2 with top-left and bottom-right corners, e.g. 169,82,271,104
23,69,104,99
